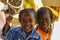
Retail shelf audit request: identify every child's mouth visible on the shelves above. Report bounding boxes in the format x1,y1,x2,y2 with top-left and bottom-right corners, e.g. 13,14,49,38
25,26,31,29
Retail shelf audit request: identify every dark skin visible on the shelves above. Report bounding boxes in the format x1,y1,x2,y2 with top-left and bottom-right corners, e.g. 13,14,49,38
38,13,51,33
2,16,12,36
20,13,36,38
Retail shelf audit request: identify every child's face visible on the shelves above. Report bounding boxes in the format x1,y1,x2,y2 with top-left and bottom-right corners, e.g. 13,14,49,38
39,13,51,33
20,13,35,33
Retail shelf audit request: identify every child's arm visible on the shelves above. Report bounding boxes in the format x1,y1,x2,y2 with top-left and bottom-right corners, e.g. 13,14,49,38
5,28,14,40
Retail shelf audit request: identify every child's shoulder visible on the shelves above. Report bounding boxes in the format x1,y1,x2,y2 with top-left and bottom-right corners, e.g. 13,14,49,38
32,29,40,37
9,27,22,32
31,29,42,39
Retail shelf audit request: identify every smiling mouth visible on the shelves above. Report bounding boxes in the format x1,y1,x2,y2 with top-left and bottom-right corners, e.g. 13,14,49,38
41,24,48,28
25,26,31,29
42,23,47,26
41,22,48,25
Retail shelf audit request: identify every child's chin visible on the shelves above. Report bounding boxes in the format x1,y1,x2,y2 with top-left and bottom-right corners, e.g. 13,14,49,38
25,29,32,33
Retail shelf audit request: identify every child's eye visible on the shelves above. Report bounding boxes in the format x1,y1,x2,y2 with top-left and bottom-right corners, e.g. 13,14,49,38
29,20,33,23
46,19,49,22
46,19,48,21
22,19,33,23
22,20,26,23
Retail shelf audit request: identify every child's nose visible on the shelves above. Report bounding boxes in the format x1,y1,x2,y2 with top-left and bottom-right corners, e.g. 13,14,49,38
41,20,46,23
26,22,30,26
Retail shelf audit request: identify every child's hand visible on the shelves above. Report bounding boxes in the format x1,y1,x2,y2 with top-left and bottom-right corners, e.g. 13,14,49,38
48,28,52,33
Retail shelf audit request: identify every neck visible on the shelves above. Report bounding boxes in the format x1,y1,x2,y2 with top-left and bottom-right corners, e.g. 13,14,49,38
37,26,48,33
25,31,32,38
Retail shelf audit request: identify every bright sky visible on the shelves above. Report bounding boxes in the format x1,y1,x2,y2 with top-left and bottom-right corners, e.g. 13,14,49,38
34,0,43,8
51,15,60,40
0,2,4,10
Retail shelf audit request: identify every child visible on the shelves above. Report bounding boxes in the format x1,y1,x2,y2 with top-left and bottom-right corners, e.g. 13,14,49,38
0,11,6,31
36,7,53,40
5,8,42,40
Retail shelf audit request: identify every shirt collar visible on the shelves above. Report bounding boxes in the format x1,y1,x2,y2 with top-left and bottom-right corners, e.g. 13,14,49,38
15,27,39,39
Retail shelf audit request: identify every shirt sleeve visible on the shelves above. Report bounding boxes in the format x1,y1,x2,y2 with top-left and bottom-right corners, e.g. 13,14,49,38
5,28,15,40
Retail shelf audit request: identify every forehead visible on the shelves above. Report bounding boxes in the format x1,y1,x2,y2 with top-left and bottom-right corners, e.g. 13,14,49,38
40,13,50,18
20,14,35,21
21,13,35,18
21,13,35,21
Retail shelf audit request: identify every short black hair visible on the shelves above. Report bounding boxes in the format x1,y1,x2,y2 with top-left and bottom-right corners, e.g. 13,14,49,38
19,8,36,23
36,7,53,22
